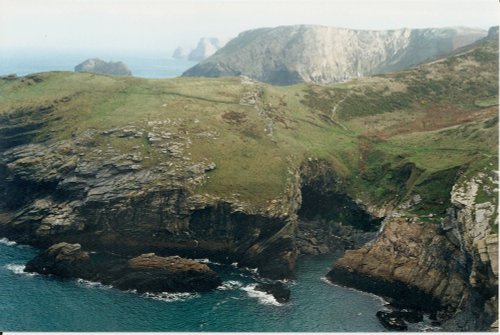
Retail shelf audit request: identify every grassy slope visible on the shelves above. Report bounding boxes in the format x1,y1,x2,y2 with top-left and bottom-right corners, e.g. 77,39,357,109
0,37,497,222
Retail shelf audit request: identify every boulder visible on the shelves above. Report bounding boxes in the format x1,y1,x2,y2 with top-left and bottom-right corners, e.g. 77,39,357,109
25,242,92,278
115,253,222,292
376,311,408,331
255,281,290,303
25,244,222,293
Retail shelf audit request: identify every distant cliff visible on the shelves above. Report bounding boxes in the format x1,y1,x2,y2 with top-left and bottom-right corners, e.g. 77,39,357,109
172,37,230,61
183,25,486,85
74,58,132,76
172,47,190,60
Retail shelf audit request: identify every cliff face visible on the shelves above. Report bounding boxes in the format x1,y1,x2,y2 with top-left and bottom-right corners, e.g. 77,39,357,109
0,128,297,279
182,25,486,85
328,170,498,330
0,28,497,330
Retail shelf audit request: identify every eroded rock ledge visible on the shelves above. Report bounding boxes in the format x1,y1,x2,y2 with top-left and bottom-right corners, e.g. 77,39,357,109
25,242,222,293
327,217,466,313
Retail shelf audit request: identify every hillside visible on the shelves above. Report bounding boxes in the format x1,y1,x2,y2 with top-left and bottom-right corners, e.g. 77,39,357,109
183,25,486,85
0,29,498,330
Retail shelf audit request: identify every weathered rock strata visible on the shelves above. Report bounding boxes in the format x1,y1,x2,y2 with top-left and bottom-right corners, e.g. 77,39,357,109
25,242,222,293
328,217,467,312
328,171,499,330
0,125,298,279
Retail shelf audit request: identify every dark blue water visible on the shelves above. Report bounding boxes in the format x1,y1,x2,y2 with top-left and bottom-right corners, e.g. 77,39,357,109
0,49,196,78
0,237,393,332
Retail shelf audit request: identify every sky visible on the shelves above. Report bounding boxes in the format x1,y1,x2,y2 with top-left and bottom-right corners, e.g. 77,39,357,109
0,0,499,54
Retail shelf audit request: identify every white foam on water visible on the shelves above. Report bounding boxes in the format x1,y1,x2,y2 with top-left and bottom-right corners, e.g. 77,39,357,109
279,278,297,286
142,291,199,302
75,278,113,289
216,280,242,291
194,258,222,266
5,263,37,277
320,277,389,305
230,262,238,267
241,283,283,307
0,237,17,246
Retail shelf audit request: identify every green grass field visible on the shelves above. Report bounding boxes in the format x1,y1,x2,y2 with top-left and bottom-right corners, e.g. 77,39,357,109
0,35,497,223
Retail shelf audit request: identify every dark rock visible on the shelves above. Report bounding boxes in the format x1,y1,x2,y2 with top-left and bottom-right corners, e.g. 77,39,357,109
376,311,408,331
25,244,222,293
25,242,92,278
431,320,441,327
327,265,442,313
255,281,290,303
118,253,222,292
393,310,424,323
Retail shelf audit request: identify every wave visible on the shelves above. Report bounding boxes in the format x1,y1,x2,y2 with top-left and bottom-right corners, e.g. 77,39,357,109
241,284,283,306
278,278,297,286
5,263,37,277
217,280,242,291
194,258,222,266
142,291,200,302
320,277,389,305
410,324,442,332
0,237,17,246
75,278,113,289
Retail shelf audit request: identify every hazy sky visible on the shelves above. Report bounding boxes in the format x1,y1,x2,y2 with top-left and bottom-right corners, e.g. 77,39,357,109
1,0,498,53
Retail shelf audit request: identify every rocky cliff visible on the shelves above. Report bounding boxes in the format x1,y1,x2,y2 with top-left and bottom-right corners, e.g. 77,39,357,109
0,27,497,330
74,58,132,76
325,29,499,331
183,25,486,85
328,171,498,330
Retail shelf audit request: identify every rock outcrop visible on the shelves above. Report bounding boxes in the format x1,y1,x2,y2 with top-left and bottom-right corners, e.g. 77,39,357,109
183,25,486,85
187,37,229,61
328,170,499,330
25,243,222,293
0,121,297,280
74,58,132,76
0,30,497,332
328,217,467,312
255,281,291,303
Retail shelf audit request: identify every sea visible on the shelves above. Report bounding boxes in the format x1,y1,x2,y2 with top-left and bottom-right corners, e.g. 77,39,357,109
0,49,197,78
0,237,443,332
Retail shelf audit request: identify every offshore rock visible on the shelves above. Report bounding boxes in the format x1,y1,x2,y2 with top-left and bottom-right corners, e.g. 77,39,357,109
74,58,132,76
25,244,222,293
376,311,408,331
255,281,291,303
25,242,91,278
187,37,229,61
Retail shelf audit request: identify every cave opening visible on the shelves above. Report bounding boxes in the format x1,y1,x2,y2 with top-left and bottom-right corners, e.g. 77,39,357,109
296,184,383,254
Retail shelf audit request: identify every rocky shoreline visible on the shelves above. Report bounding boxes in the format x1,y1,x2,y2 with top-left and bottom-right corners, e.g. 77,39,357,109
25,242,222,293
